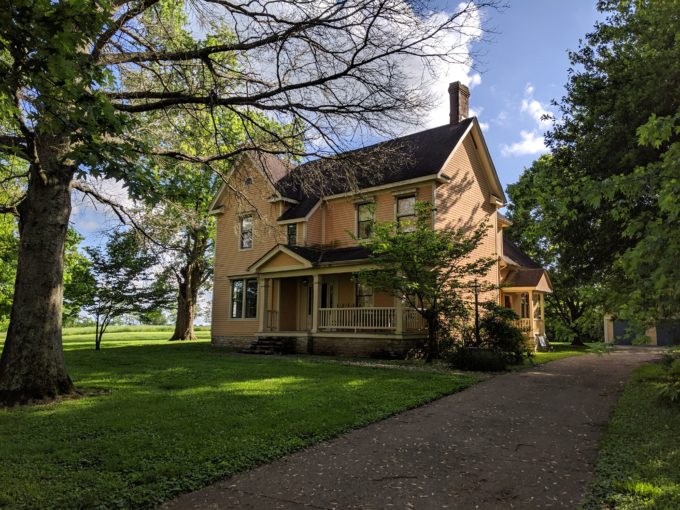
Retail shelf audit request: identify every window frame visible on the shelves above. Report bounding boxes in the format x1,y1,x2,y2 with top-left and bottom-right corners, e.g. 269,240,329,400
239,214,253,250
356,202,374,239
231,278,258,319
395,194,417,232
287,223,297,246
355,282,374,308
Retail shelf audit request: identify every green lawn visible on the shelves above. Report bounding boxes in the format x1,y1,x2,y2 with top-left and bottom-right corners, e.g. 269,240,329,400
0,327,476,509
526,341,600,366
582,359,680,509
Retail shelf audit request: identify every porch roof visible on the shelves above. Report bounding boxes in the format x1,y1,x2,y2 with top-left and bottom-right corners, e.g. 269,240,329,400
502,268,553,293
249,244,369,272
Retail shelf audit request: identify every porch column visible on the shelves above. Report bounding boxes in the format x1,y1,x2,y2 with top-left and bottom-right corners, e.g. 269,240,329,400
257,277,269,332
395,295,404,335
528,290,535,337
311,274,321,333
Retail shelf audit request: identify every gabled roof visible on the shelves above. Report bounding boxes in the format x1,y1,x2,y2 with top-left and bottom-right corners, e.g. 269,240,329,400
272,118,477,221
501,237,553,293
503,238,542,269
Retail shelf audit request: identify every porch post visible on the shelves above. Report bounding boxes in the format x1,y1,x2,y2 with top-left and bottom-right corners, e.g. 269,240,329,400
311,274,321,333
528,290,535,337
395,295,404,335
257,277,268,332
539,293,545,336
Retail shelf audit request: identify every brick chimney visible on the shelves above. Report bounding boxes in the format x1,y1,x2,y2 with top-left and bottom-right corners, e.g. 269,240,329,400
448,81,470,124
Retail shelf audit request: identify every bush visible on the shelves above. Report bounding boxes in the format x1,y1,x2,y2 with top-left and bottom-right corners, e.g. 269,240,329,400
446,346,507,371
477,303,529,363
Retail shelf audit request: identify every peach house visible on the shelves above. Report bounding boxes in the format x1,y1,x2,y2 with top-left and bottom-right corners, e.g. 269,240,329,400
209,82,552,356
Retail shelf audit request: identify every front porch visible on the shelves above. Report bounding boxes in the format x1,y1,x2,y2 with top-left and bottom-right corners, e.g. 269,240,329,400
257,273,428,337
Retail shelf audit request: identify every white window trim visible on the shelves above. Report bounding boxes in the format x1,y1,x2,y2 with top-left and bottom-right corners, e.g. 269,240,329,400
230,278,259,320
239,214,254,251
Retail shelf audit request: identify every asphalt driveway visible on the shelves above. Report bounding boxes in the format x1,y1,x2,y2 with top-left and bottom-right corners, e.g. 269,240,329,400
163,348,660,509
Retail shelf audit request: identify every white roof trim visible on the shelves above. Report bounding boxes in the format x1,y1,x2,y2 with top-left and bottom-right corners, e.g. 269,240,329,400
248,244,314,272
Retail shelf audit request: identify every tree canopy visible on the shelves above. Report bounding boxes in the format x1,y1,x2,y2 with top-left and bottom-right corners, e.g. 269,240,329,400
507,0,680,337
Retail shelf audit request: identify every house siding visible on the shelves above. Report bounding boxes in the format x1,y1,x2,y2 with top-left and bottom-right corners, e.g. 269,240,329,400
211,159,285,339
435,134,500,303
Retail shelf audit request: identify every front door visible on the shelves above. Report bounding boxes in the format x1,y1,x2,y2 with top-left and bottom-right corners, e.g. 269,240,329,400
298,281,313,331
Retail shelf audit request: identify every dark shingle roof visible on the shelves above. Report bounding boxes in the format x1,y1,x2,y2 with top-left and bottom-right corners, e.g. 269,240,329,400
274,119,474,221
503,238,542,269
503,268,546,288
287,245,369,265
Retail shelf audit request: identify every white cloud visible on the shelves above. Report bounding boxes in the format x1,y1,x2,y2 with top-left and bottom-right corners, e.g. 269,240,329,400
521,83,552,128
479,121,490,132
501,84,553,157
501,130,548,157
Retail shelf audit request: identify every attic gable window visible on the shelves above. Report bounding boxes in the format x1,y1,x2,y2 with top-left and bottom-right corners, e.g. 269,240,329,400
240,215,253,249
396,195,416,232
357,202,374,239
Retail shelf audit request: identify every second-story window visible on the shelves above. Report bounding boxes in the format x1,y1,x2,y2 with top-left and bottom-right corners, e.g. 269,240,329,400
240,214,253,249
287,224,297,246
357,202,374,239
396,195,416,231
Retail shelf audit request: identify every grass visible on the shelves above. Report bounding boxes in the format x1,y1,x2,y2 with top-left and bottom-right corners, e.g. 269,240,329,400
525,341,600,366
582,357,680,509
0,327,476,509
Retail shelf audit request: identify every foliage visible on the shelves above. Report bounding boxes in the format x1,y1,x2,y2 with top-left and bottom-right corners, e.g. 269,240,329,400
582,360,680,509
356,201,495,362
509,0,680,336
477,303,529,364
447,346,508,372
0,328,475,509
446,303,529,371
506,156,604,344
83,231,173,349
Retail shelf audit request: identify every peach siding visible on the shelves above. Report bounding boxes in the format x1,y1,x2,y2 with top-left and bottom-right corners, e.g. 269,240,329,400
435,134,500,304
306,205,323,246
323,184,434,247
211,159,285,338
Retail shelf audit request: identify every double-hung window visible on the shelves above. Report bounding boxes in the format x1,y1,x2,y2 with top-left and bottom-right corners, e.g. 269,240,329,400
396,195,416,231
240,215,253,249
357,202,374,239
231,278,258,318
287,223,297,246
355,283,373,308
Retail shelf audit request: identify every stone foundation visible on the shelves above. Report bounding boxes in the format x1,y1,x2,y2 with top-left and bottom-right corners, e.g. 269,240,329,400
211,336,253,349
212,334,424,358
305,336,421,358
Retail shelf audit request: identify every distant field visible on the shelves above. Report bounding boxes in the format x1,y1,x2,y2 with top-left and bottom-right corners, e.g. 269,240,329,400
1,325,211,350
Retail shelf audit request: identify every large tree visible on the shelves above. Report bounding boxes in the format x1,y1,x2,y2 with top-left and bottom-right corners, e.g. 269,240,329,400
509,0,680,337
0,0,498,404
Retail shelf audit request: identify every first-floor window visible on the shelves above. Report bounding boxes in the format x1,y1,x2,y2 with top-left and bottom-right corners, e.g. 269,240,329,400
356,283,373,307
504,295,512,309
231,278,258,318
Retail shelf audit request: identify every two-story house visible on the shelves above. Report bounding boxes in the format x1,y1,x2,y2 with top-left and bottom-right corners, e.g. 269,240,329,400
209,82,552,356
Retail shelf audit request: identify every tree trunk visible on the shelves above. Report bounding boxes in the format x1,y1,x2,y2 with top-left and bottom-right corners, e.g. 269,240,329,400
0,149,75,406
170,268,198,341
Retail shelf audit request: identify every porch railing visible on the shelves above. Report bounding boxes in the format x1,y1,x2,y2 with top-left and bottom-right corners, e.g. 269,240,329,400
513,318,533,334
319,307,395,330
403,308,427,332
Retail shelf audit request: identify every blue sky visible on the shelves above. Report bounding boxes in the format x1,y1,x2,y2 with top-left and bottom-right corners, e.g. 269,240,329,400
463,1,601,188
72,1,603,242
